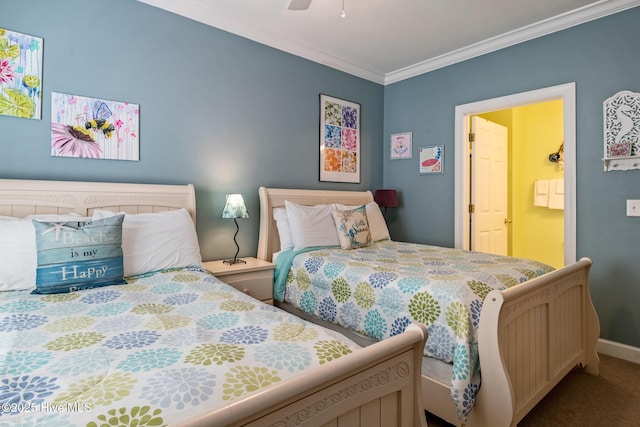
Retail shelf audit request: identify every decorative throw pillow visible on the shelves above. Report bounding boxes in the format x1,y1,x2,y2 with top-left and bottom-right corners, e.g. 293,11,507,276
335,202,391,242
331,205,372,250
32,214,126,294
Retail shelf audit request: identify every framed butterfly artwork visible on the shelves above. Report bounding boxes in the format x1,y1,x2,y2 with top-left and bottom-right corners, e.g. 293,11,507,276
51,92,140,161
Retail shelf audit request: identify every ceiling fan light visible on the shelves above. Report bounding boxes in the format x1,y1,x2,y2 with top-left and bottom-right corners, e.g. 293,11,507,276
287,0,312,11
341,0,346,18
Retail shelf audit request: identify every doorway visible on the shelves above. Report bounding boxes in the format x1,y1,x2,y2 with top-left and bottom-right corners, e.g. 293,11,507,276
471,102,565,267
454,83,576,266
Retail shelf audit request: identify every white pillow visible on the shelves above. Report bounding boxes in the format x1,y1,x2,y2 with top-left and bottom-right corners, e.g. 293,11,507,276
273,207,294,251
285,200,339,250
92,208,203,276
0,213,85,292
335,202,390,242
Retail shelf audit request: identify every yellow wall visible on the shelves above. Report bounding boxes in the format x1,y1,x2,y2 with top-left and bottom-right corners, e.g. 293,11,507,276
477,100,564,268
512,100,564,268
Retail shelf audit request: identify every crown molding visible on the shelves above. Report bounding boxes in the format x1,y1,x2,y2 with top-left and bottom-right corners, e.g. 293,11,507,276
384,0,640,85
138,0,640,86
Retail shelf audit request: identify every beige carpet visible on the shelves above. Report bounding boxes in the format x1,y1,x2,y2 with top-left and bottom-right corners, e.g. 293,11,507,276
425,354,640,427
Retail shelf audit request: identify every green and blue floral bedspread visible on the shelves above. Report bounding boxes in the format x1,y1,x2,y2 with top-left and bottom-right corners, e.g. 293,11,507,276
279,240,554,423
0,268,360,426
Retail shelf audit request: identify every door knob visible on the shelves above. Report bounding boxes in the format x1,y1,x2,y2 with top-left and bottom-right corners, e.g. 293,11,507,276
504,218,512,225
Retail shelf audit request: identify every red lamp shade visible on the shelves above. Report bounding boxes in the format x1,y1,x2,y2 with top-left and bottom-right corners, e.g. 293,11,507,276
374,189,398,208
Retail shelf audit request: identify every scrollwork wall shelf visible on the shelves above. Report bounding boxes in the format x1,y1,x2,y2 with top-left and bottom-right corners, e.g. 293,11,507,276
603,90,640,171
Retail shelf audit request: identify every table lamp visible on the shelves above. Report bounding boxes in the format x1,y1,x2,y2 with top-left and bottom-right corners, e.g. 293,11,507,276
221,193,249,265
374,189,398,217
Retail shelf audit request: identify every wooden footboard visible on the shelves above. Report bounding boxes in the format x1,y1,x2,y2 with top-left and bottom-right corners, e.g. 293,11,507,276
448,257,599,427
179,323,428,427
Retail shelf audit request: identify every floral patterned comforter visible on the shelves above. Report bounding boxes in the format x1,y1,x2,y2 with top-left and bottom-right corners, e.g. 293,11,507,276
0,268,361,427
279,241,554,423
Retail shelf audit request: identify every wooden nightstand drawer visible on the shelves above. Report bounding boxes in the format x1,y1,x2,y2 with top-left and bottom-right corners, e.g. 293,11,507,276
203,258,274,304
218,269,273,302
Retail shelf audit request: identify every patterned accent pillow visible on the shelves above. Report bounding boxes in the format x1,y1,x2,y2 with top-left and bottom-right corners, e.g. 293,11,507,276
331,205,372,250
32,214,126,294
335,202,390,241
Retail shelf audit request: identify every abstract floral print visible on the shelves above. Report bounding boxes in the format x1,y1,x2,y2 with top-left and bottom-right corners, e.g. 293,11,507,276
0,268,361,425
320,95,360,182
281,240,554,423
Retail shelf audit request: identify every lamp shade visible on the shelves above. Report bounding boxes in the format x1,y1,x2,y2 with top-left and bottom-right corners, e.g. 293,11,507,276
374,189,398,208
221,194,249,219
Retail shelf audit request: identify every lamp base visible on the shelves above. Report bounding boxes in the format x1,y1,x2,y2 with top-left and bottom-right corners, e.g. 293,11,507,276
224,218,246,266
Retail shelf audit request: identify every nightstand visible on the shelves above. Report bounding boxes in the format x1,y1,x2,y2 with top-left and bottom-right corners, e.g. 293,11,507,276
203,257,275,305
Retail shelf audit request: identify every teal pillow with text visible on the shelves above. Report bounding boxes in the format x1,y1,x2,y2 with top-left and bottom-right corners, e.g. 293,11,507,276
32,214,126,294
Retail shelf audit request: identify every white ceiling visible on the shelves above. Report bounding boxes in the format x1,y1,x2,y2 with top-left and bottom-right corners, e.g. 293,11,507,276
138,0,640,85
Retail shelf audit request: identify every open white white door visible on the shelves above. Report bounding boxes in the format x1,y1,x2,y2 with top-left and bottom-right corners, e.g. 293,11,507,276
471,117,509,255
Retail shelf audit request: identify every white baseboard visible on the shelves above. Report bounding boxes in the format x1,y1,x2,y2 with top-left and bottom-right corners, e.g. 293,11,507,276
597,338,640,364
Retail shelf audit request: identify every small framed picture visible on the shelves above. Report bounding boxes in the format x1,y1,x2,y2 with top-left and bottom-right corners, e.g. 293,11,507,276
419,145,444,174
390,132,412,159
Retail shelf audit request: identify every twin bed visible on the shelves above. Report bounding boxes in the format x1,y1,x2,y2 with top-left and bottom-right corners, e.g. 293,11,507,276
0,179,427,427
256,187,601,427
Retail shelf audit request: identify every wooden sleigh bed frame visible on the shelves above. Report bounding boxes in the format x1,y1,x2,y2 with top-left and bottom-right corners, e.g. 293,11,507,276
0,179,427,427
257,186,601,427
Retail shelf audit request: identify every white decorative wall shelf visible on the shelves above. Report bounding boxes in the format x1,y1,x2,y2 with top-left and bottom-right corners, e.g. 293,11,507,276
603,90,640,171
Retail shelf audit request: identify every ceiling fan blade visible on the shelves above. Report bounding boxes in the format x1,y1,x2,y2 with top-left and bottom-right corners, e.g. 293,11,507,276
288,0,312,10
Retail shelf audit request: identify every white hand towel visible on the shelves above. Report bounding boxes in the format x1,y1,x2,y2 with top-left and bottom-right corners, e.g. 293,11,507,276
534,180,549,207
548,179,564,210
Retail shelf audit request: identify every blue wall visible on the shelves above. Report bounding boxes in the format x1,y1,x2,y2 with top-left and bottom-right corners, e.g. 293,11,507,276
383,7,640,348
0,0,384,262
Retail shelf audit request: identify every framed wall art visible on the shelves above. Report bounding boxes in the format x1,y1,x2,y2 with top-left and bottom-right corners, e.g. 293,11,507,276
419,145,444,174
51,92,140,161
390,132,412,159
319,94,360,183
0,28,43,120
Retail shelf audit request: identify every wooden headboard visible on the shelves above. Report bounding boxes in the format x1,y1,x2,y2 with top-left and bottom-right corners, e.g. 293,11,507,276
257,187,373,262
0,179,196,221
